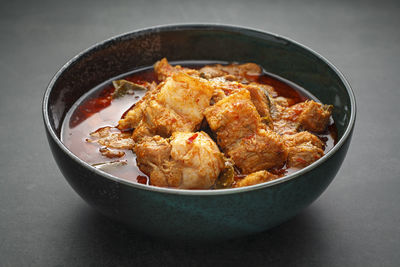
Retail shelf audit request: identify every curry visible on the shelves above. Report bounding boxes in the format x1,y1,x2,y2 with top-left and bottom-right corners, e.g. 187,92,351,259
61,58,336,189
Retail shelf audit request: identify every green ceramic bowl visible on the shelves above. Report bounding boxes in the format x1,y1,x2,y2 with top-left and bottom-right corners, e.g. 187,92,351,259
43,24,356,242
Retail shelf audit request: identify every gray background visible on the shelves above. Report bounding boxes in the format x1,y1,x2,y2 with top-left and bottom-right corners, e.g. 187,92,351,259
1,0,399,266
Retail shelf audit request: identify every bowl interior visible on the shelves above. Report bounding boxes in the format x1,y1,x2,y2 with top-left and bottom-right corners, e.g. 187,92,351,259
45,25,353,143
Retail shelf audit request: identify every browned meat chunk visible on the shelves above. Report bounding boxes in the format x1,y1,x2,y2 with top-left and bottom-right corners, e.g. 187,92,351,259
127,72,214,142
286,143,324,168
209,79,247,96
118,82,160,131
135,132,224,189
131,99,192,141
298,101,333,132
208,80,274,126
271,96,289,107
284,131,324,168
228,128,287,173
198,66,227,79
271,101,302,135
210,88,227,105
199,63,262,82
249,82,278,98
271,100,333,135
245,84,273,127
154,58,199,81
223,62,262,77
205,90,287,174
284,131,324,149
234,170,278,188
135,135,173,185
205,90,260,149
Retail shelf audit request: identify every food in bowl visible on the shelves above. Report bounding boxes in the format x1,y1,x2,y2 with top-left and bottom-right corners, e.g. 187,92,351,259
62,58,336,189
44,25,355,241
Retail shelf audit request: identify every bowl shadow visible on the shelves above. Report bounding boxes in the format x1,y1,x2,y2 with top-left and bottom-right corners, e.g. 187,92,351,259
67,204,328,266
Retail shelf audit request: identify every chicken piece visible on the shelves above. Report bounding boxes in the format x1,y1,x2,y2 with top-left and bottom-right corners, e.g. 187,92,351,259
222,62,262,78
118,82,160,131
270,99,302,135
284,131,324,168
228,128,287,173
234,170,278,188
208,80,274,127
272,96,289,107
283,131,324,149
286,143,324,168
272,120,299,135
245,84,273,127
132,99,191,141
209,80,247,96
205,90,287,174
131,72,215,142
199,63,262,82
272,100,333,135
298,100,333,132
268,97,293,134
154,58,199,81
87,127,134,149
249,82,278,98
269,97,289,121
198,65,227,79
210,88,227,105
135,132,225,189
157,72,212,124
205,89,260,149
134,135,172,183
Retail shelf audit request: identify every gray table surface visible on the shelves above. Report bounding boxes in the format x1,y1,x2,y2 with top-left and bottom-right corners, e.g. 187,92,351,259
1,0,399,266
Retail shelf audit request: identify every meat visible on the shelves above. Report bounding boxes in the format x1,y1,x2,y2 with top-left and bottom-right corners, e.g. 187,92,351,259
127,72,215,142
228,128,287,173
298,101,333,132
154,58,199,81
204,90,287,174
207,80,275,129
284,131,324,149
286,143,324,168
155,59,274,123
272,100,333,134
85,58,336,190
245,84,273,127
205,90,260,148
118,82,160,131
234,170,278,188
199,62,262,82
198,65,226,79
284,131,324,168
131,98,192,141
135,132,225,189
249,82,278,98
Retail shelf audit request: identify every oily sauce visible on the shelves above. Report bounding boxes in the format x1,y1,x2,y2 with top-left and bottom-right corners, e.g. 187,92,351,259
61,62,337,186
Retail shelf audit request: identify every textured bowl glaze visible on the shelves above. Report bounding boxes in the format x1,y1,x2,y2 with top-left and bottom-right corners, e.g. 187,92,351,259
43,24,356,242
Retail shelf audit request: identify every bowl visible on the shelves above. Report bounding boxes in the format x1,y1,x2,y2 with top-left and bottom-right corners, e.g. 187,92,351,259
42,24,356,242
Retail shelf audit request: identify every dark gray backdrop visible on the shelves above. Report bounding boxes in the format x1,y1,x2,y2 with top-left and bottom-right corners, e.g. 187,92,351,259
1,0,399,266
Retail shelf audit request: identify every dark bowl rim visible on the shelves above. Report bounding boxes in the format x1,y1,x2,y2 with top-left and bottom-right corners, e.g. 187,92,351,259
42,23,356,196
